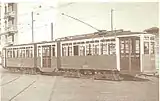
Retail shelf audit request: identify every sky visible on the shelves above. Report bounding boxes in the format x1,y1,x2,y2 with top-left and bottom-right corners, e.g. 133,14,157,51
1,1,159,44
55,2,159,38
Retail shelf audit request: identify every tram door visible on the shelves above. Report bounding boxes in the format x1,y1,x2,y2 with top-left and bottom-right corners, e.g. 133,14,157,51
119,37,140,73
42,45,51,68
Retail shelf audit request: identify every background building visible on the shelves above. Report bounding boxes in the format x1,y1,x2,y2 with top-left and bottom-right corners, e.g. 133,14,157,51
0,3,18,64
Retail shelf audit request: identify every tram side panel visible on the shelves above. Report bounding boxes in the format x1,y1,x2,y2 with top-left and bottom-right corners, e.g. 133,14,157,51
6,58,34,68
61,55,117,70
60,39,117,71
5,46,35,69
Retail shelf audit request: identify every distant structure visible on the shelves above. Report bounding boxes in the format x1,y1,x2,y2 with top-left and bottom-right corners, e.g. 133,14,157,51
0,3,18,64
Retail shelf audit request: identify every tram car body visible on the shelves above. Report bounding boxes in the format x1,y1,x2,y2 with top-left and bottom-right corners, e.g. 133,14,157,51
1,31,157,79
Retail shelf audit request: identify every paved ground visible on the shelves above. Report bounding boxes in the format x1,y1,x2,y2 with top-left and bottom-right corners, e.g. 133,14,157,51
0,67,159,101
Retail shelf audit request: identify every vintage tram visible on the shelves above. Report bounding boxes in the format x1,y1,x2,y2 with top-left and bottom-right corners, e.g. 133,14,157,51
1,30,157,80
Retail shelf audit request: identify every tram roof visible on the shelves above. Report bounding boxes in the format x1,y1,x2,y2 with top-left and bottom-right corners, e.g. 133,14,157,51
4,30,155,48
56,30,154,41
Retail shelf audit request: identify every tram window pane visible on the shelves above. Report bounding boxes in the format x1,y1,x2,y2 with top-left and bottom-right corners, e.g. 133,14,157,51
150,42,155,54
144,36,149,40
73,45,79,56
144,42,149,54
150,37,154,40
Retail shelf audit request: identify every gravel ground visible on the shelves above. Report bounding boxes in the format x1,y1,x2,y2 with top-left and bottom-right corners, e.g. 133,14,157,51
0,67,159,101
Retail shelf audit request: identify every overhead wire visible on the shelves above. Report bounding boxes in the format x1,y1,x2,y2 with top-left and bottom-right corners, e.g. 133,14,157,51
0,2,75,20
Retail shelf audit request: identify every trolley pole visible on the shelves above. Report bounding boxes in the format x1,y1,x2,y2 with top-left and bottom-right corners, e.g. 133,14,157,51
31,11,34,43
51,22,53,41
111,9,113,33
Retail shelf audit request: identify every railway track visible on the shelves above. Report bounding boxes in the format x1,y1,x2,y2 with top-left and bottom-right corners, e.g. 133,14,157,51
6,75,39,101
8,80,36,101
0,76,21,86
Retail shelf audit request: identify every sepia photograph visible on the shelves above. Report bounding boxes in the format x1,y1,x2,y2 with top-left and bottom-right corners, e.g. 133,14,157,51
0,0,159,101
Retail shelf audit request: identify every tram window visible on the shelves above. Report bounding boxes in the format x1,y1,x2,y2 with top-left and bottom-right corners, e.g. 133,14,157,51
7,50,11,58
92,44,95,55
10,49,13,58
62,46,67,56
144,36,149,40
79,46,85,56
95,40,99,43
26,48,30,57
30,48,33,57
101,43,103,55
52,47,55,56
125,41,129,53
93,44,99,55
13,49,15,58
144,42,149,54
22,49,25,58
38,47,41,57
150,37,154,40
120,41,125,53
101,43,107,55
16,49,19,57
19,49,22,58
86,44,92,55
14,49,17,58
150,42,155,54
73,45,79,56
68,46,72,56
108,43,116,55
25,47,33,58
135,40,140,53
